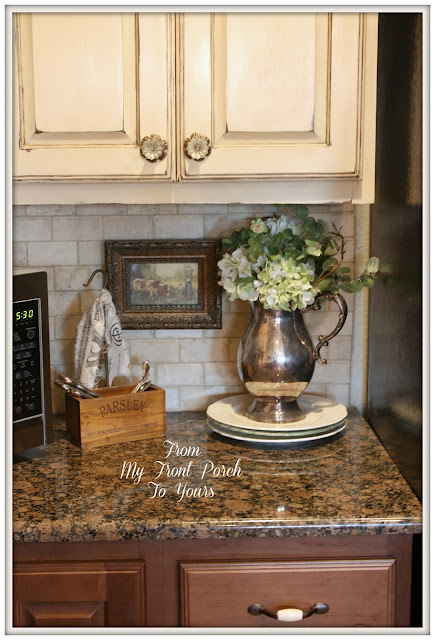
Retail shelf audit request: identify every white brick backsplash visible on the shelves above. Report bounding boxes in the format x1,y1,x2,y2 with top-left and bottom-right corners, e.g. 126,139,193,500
178,204,228,214
311,360,351,384
343,238,355,259
205,313,250,338
180,386,229,410
306,383,327,395
55,316,81,340
53,216,102,241
52,386,67,414
124,329,155,341
226,384,246,395
12,243,27,266
80,290,100,314
48,292,80,316
14,217,51,241
26,204,76,216
180,338,228,363
131,339,179,363
204,214,253,238
50,340,75,365
28,242,77,266
326,384,350,406
328,335,352,361
131,362,156,384
78,242,104,266
155,329,203,338
222,295,251,314
77,204,127,216
228,338,241,361
103,215,153,239
128,204,177,215
304,311,353,337
12,202,356,413
55,266,102,291
320,212,354,238
228,204,280,214
156,364,203,386
165,387,180,410
154,215,203,238
204,362,240,386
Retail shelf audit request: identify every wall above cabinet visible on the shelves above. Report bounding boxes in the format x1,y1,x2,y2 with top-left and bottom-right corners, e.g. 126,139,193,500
12,11,378,205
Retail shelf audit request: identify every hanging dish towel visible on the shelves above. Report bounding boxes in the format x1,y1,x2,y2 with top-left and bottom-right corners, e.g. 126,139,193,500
74,288,131,388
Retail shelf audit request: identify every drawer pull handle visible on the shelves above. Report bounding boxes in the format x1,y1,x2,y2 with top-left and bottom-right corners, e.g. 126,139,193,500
248,602,329,622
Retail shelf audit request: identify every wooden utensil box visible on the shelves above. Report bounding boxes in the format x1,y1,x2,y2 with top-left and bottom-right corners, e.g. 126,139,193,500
65,384,166,450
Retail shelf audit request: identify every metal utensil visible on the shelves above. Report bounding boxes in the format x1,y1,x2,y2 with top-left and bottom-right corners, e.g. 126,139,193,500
57,374,101,398
131,361,151,394
136,380,152,393
54,379,87,399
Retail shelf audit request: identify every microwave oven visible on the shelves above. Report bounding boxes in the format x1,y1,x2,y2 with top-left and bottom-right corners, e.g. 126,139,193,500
13,271,53,452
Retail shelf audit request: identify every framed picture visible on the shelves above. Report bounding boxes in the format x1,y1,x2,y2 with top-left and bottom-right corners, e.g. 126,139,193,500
105,240,222,329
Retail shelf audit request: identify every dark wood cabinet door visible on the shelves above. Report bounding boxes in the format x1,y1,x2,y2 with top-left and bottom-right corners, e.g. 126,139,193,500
13,561,146,627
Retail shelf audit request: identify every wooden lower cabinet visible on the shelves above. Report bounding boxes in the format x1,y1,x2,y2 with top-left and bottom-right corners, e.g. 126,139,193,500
13,535,414,629
13,561,146,627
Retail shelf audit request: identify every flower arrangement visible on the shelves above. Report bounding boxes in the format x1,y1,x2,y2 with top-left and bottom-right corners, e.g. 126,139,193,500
218,205,379,311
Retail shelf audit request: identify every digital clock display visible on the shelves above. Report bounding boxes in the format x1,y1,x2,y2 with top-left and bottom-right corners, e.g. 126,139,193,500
13,298,43,423
15,308,35,321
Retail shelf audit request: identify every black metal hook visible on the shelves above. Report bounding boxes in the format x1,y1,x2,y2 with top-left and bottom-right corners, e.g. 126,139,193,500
82,269,108,289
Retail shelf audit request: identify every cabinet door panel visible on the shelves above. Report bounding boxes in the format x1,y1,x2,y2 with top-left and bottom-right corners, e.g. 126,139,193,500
19,602,105,627
13,562,146,627
14,13,175,181
180,559,396,628
179,12,376,181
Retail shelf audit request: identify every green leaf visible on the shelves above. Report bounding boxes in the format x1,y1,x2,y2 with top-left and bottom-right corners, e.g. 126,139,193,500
292,204,309,219
366,256,380,273
340,279,363,293
240,228,250,244
234,276,254,285
316,278,332,291
340,267,351,274
362,276,375,288
322,257,338,271
222,238,234,251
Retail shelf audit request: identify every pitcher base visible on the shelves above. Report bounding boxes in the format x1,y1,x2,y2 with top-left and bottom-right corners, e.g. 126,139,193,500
245,397,307,424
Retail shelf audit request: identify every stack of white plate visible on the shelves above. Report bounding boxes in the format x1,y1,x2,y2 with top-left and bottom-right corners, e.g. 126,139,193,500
206,394,347,444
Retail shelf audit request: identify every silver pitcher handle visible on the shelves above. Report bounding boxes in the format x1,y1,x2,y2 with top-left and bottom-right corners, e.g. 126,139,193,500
304,293,348,365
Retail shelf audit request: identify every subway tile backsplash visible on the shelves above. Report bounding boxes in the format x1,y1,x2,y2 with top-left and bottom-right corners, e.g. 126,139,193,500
13,203,355,413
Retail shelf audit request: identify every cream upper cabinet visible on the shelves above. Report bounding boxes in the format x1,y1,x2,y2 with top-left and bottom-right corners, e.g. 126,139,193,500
12,11,378,204
13,13,176,181
179,13,376,182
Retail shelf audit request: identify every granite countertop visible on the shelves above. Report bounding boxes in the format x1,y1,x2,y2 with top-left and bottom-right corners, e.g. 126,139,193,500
13,411,422,542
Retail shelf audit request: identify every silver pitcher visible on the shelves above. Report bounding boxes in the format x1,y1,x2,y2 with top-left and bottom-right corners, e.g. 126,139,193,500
237,294,348,423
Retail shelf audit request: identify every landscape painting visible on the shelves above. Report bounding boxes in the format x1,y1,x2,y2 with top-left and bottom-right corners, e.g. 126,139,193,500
129,261,199,306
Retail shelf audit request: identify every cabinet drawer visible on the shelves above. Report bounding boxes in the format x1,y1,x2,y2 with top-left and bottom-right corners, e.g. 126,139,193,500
13,561,146,627
180,559,396,628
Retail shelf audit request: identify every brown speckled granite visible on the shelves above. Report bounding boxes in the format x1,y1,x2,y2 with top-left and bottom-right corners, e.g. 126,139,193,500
13,411,421,542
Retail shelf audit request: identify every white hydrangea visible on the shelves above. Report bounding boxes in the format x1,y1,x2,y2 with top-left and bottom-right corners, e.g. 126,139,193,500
253,257,316,311
218,214,323,311
265,214,305,237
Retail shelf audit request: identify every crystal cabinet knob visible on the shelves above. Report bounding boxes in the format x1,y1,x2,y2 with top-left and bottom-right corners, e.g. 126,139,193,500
184,133,211,161
140,134,167,162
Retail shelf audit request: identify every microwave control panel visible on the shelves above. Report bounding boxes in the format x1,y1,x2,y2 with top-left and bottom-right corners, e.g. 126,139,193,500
13,298,43,423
